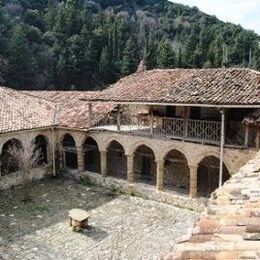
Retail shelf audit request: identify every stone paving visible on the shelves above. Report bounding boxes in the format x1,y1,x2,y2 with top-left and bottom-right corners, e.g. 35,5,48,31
0,178,198,260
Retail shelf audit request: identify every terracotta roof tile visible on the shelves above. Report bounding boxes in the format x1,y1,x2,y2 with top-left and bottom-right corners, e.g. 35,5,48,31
23,90,113,129
0,88,113,134
83,68,260,106
0,87,55,133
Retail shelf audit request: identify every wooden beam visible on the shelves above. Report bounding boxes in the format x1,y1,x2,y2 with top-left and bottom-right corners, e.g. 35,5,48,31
244,124,249,147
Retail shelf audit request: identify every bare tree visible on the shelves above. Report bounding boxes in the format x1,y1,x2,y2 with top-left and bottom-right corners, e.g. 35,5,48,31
6,139,42,202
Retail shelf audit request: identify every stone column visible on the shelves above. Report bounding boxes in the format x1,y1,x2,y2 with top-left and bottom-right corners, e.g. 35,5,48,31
0,160,2,177
189,165,198,198
127,154,134,183
100,150,107,177
156,159,164,191
77,146,84,172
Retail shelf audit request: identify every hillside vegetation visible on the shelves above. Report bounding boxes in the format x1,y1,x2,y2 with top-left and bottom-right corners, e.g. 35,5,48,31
0,0,260,90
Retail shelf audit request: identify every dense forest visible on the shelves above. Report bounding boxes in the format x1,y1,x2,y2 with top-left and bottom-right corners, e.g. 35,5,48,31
0,0,260,90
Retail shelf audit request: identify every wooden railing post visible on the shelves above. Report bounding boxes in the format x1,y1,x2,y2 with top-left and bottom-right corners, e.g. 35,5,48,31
244,124,249,147
256,127,260,149
184,107,189,139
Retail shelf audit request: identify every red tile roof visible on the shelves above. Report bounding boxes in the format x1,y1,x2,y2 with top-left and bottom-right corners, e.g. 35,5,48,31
22,90,113,129
83,68,260,106
0,88,113,134
0,87,55,133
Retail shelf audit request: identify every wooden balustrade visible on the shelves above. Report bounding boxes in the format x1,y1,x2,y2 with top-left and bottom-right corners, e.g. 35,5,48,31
92,113,221,144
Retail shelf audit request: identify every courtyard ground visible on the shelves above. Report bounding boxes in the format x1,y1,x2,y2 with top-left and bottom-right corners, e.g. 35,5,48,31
0,178,198,260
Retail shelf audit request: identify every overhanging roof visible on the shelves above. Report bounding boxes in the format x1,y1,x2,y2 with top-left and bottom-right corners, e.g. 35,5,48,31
82,68,260,107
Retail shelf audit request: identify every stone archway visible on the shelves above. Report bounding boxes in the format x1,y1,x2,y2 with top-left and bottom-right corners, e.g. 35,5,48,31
83,137,101,173
1,138,23,175
107,140,127,179
134,145,156,186
32,135,49,166
164,149,190,194
62,134,78,169
197,156,230,197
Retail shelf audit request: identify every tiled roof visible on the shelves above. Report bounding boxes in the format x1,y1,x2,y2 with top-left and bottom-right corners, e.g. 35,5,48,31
0,87,113,134
23,90,113,129
83,68,260,106
0,87,55,133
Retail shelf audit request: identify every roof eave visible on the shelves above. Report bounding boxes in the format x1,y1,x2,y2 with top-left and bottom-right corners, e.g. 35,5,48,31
81,99,260,108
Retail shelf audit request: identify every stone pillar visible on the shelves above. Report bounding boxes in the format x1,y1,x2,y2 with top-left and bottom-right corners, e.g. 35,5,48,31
77,146,84,172
156,159,164,191
189,165,198,198
0,160,2,177
100,150,107,177
127,154,134,183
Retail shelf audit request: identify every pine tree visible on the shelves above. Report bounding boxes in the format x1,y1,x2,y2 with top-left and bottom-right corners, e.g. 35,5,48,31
7,24,33,89
99,46,114,84
121,37,139,76
156,38,175,68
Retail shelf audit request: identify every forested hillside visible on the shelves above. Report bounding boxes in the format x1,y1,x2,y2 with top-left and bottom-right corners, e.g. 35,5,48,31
0,0,260,90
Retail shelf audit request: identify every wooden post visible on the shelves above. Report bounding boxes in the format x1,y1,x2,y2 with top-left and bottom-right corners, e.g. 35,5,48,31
244,124,249,147
256,127,260,149
219,109,225,188
88,103,93,128
150,106,154,136
117,105,121,132
184,107,189,139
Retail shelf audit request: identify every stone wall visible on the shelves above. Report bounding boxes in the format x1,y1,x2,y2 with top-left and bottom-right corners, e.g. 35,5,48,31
164,151,260,259
0,166,52,190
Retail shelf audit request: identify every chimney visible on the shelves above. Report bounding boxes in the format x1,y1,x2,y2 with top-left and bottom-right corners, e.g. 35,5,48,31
136,59,147,73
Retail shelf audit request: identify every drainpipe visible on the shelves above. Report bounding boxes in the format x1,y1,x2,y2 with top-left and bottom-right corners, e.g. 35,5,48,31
219,108,225,188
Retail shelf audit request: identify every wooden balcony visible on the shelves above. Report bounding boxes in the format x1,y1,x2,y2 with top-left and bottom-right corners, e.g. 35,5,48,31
92,114,221,145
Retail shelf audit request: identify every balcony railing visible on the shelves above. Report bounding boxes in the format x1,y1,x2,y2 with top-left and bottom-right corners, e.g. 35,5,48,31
92,114,221,145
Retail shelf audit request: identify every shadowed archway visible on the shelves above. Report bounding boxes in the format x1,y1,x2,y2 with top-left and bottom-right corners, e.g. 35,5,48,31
1,139,23,175
62,134,78,169
197,156,230,197
33,135,48,166
164,149,190,194
107,140,127,179
83,137,100,173
134,145,156,186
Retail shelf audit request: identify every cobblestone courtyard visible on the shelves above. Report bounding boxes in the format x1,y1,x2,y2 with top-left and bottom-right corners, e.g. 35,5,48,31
0,178,198,260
